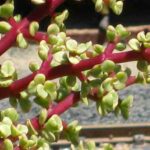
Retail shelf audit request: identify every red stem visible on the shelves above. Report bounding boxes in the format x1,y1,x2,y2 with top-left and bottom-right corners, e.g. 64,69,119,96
0,48,148,99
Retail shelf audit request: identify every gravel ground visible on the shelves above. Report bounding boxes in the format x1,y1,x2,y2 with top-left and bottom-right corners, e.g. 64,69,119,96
1,44,150,125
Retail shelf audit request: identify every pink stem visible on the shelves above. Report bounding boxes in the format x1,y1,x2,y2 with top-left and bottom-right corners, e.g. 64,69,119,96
104,42,116,55
30,92,80,130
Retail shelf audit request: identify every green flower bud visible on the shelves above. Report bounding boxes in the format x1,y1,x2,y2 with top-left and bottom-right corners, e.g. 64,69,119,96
47,23,60,35
101,60,115,73
137,31,146,42
1,60,15,78
29,21,39,36
16,33,28,49
39,109,47,125
116,71,128,83
1,108,19,122
116,42,126,51
54,10,69,25
95,0,104,12
34,74,46,85
29,61,40,72
111,1,123,15
93,44,104,54
0,4,14,19
3,139,13,150
137,60,148,72
0,21,11,33
128,38,141,51
106,25,116,42
38,40,49,60
116,24,130,39
14,14,21,22
28,81,37,94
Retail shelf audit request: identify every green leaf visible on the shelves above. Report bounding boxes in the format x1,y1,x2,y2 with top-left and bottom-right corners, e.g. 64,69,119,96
19,99,31,113
116,24,130,39
29,21,39,36
54,10,69,25
68,56,80,64
66,39,78,53
0,21,11,33
137,31,146,42
39,109,47,125
0,4,14,19
17,124,28,135
120,95,133,119
26,120,38,135
0,124,11,138
77,43,88,54
34,97,49,108
128,38,141,51
34,74,46,85
102,90,118,111
53,51,68,64
45,115,63,133
9,97,18,108
66,76,77,87
28,81,37,94
4,139,13,150
36,84,48,99
1,60,15,77
16,33,28,49
1,108,19,123
47,23,60,35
